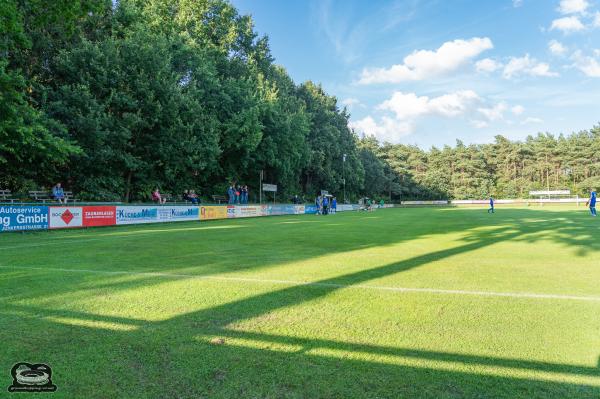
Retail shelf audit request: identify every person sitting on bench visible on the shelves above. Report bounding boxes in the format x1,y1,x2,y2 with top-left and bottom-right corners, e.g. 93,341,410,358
152,188,166,204
52,183,66,204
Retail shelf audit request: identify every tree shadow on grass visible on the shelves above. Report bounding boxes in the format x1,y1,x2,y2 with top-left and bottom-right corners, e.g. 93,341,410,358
4,207,599,303
0,302,598,399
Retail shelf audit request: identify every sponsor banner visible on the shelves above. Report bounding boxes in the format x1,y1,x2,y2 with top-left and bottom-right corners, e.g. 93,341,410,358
234,205,264,218
304,205,318,214
83,206,116,227
402,200,448,205
226,205,236,218
49,207,83,229
116,206,158,225
0,206,49,232
266,204,300,216
199,206,228,220
530,190,570,196
157,206,199,222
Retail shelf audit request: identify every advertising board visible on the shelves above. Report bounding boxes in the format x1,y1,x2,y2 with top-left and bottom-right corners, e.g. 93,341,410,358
0,206,48,232
49,207,83,229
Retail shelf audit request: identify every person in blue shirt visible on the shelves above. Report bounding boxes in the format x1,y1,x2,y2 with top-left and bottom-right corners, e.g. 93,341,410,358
331,197,337,214
52,183,65,204
323,196,330,215
488,196,494,213
586,191,597,216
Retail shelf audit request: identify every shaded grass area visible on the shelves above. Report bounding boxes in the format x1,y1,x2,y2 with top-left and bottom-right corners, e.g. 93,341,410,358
0,206,599,398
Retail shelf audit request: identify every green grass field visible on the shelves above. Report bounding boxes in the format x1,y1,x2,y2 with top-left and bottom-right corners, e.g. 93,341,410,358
1,206,599,398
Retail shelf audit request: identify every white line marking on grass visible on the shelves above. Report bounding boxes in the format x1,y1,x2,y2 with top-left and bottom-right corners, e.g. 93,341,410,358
2,265,600,302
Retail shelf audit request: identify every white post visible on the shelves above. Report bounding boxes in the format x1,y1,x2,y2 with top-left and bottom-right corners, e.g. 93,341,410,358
259,170,263,205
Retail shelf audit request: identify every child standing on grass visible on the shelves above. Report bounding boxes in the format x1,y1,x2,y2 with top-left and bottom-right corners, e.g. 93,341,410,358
488,197,494,213
586,191,597,216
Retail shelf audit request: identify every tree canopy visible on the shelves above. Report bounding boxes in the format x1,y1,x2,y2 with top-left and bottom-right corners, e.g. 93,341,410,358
1,0,598,202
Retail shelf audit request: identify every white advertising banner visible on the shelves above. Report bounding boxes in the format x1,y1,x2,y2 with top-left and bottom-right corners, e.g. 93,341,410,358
233,205,264,218
49,207,83,229
402,200,448,205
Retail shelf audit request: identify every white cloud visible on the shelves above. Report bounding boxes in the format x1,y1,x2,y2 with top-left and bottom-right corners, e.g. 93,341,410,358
548,40,568,55
557,0,589,14
470,120,489,129
378,90,480,119
477,102,508,121
550,16,586,33
349,116,414,142
511,105,525,115
571,51,600,77
358,37,493,84
503,54,558,78
341,98,361,107
522,117,544,124
513,0,523,7
594,11,600,27
475,58,503,73
349,90,482,142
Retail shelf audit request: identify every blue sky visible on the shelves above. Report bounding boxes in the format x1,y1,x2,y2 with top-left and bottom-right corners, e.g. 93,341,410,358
231,0,600,148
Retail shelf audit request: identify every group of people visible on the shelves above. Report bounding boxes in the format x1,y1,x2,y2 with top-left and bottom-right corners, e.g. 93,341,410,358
315,195,337,215
183,190,200,205
361,198,384,211
152,188,201,204
227,184,249,204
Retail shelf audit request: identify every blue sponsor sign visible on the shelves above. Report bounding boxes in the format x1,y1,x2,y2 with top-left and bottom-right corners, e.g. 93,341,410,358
304,205,318,214
157,206,199,222
116,206,158,225
266,205,298,216
0,206,49,232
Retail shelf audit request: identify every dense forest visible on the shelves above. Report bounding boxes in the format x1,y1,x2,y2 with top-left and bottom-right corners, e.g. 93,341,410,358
1,0,599,202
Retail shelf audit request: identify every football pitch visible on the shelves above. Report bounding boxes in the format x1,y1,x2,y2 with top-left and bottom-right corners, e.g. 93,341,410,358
1,206,599,398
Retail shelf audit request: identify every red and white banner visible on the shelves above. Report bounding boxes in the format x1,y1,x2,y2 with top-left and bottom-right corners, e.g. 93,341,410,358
83,206,116,227
49,207,83,229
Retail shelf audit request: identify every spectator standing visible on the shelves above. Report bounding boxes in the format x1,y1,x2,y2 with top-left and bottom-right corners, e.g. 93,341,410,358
242,185,249,204
152,188,166,204
52,183,66,204
323,196,329,215
331,197,337,214
227,184,235,204
235,185,241,204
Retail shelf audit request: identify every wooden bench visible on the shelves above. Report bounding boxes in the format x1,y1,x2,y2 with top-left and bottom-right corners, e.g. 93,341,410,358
212,195,227,204
0,189,17,203
64,191,79,203
29,190,53,203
